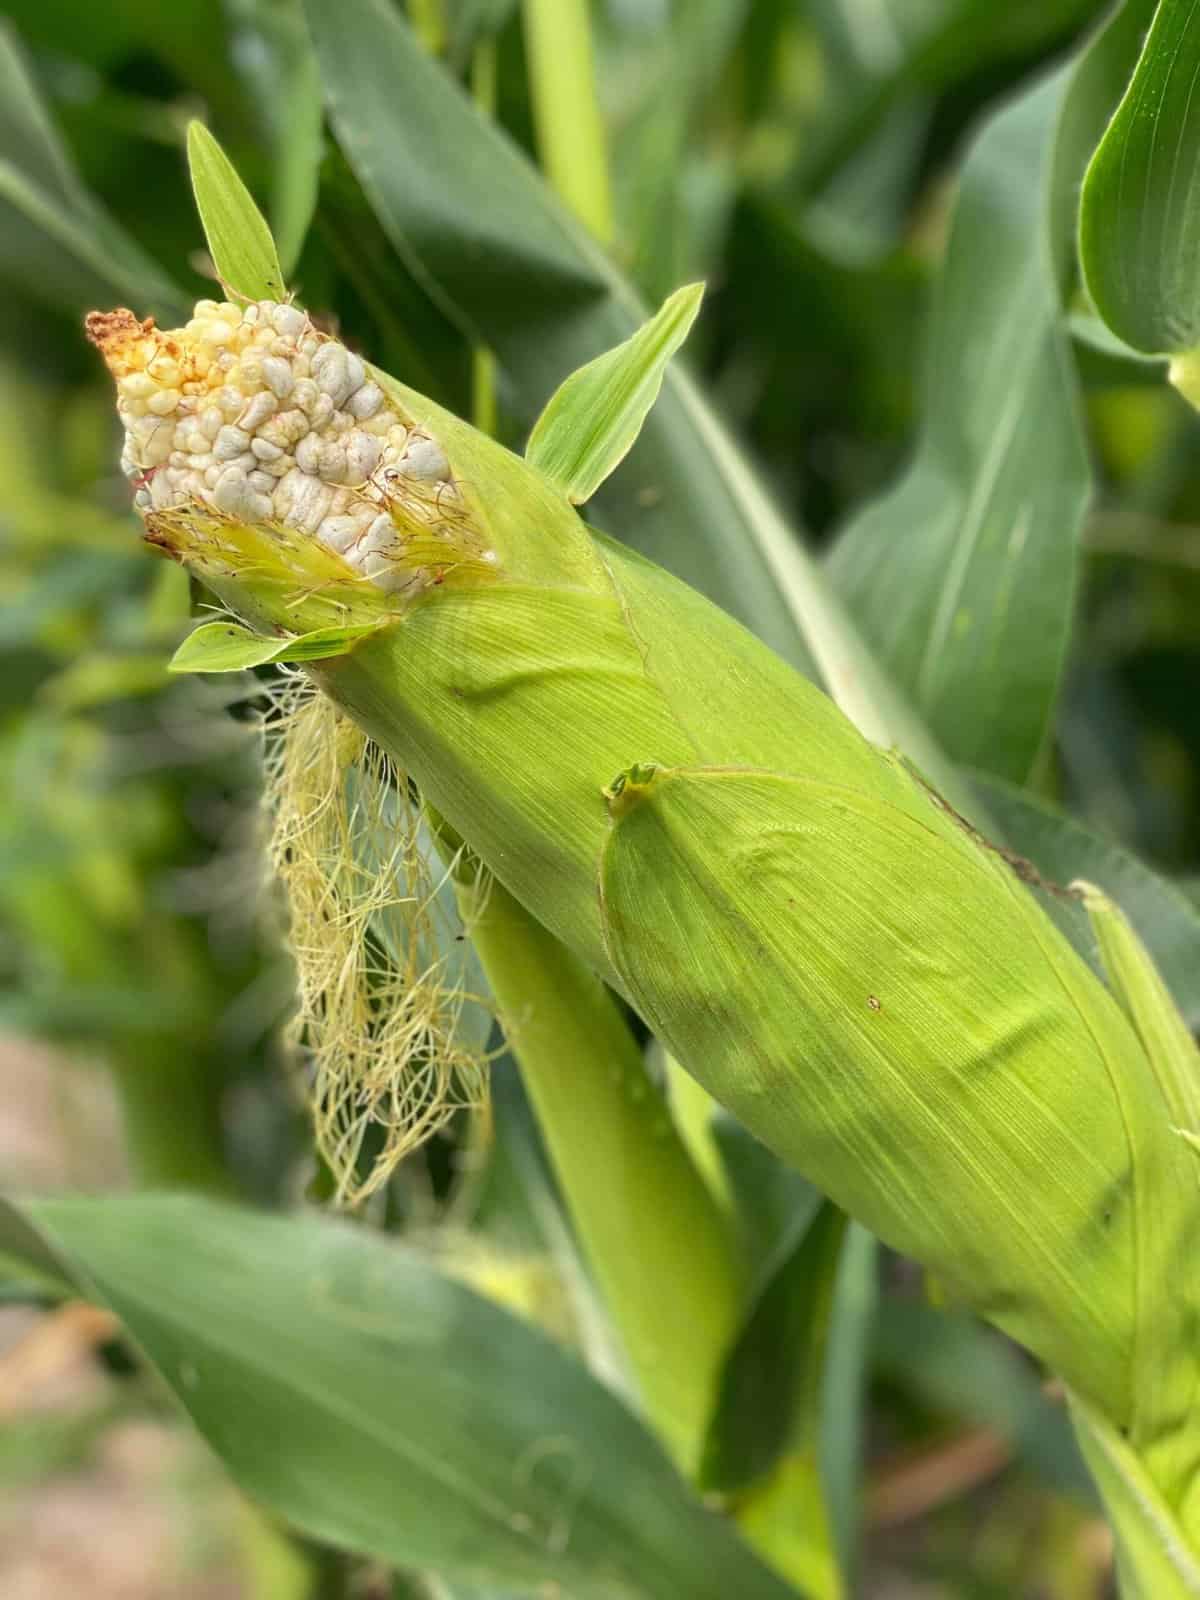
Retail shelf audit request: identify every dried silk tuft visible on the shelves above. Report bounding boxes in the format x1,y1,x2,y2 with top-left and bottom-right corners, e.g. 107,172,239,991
263,675,493,1204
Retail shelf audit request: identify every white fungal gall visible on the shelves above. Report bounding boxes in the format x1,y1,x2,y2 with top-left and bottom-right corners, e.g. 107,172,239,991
85,299,474,595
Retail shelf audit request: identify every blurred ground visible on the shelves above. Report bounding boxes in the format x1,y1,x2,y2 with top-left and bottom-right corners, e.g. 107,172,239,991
0,1039,250,1600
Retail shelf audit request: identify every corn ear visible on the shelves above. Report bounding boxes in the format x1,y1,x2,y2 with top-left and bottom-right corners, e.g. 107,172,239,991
89,295,1200,1544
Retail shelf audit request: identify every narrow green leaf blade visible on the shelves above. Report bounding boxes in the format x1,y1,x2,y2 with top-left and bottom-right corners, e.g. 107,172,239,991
187,120,287,302
703,1202,844,1496
19,1194,797,1600
170,620,382,673
703,1203,848,1599
1080,0,1200,354
526,283,704,504
170,622,289,672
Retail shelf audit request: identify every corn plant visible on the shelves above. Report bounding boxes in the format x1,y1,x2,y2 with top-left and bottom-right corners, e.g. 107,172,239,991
5,3,1200,1598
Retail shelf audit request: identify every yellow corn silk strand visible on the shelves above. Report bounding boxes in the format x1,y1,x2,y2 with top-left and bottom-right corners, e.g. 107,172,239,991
89,299,1200,1539
262,680,492,1205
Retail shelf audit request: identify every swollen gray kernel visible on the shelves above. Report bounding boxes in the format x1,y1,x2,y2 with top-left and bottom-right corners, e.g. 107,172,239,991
398,436,450,482
270,304,306,338
360,514,396,557
347,381,384,421
313,344,353,406
237,391,277,432
320,514,371,553
345,432,382,484
214,425,252,461
261,355,295,399
108,297,467,588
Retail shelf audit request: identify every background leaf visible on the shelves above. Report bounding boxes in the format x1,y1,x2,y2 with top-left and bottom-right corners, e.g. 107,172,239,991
16,1194,800,1600
0,22,187,320
826,66,1089,783
223,0,323,275
1080,0,1200,354
975,770,1200,1028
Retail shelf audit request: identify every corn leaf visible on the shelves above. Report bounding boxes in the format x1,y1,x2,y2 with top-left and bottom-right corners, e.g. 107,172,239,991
819,1225,877,1583
703,1202,847,1600
703,1202,844,1496
187,120,287,302
971,771,1200,1029
795,0,1102,190
526,284,704,504
1080,0,1200,354
223,0,323,276
14,1194,799,1600
826,0,1159,783
825,68,1088,784
0,24,187,320
169,620,383,673
598,0,747,302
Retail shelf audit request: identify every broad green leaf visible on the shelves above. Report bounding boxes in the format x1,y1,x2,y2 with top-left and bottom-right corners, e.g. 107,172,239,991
187,120,287,302
0,1200,68,1296
526,283,704,504
703,1202,847,1600
0,24,187,320
972,771,1200,1029
169,621,382,673
826,68,1089,783
16,1194,797,1600
302,0,986,819
1080,0,1200,355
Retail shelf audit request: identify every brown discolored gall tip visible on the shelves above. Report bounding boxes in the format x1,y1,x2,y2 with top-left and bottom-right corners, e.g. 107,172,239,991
84,308,159,375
